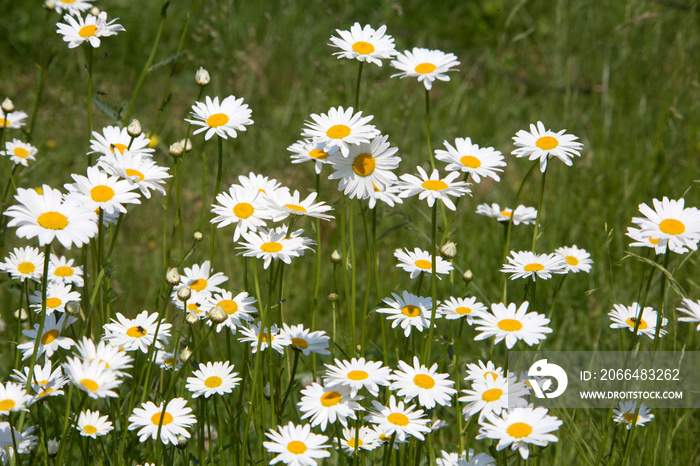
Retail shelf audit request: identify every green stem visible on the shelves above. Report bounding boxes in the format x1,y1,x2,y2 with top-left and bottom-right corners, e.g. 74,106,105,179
209,136,224,264
652,250,672,352
531,167,548,253
422,203,438,361
23,243,52,392
86,46,94,166
425,89,435,170
354,61,364,110
349,200,357,354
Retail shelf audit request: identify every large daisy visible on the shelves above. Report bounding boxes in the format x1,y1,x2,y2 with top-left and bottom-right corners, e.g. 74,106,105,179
631,197,700,254
472,302,552,349
102,311,172,353
0,109,28,129
376,290,436,337
394,247,453,280
398,166,471,211
512,121,583,173
554,245,593,273
390,357,456,409
458,374,529,422
128,397,196,445
66,166,141,215
186,361,241,398
297,382,363,431
237,225,314,269
435,138,506,183
171,260,228,311
29,281,81,315
324,358,391,397
263,422,331,465
17,313,77,360
56,12,125,49
62,357,121,399
0,382,31,416
90,125,155,158
279,323,331,356
608,303,667,339
1,139,38,166
201,290,257,332
0,246,44,283
211,184,274,241
48,254,84,287
329,23,397,66
368,395,430,442
186,95,253,140
302,106,379,157
390,47,460,90
76,410,113,438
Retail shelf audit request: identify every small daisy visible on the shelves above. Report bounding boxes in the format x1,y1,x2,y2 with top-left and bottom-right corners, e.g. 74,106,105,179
391,47,460,90
376,290,436,337
29,281,81,315
76,410,113,438
512,121,583,173
154,351,183,371
0,382,31,415
329,23,397,66
436,449,496,466
56,11,125,49
465,361,504,384
266,190,334,222
211,185,274,241
1,139,37,166
390,356,456,409
394,247,453,280
201,290,257,333
17,313,77,360
368,395,430,442
554,245,593,273
237,225,314,269
608,303,667,339
11,360,68,400
186,361,241,398
185,95,253,140
238,322,291,354
4,185,98,248
97,150,170,199
62,357,121,399
631,197,700,254
336,426,379,455
626,226,668,255
472,302,552,349
398,166,471,211
438,296,487,323
435,138,505,183
74,337,133,377
677,298,700,331
327,134,400,200
66,166,141,215
0,423,37,464
613,401,654,430
279,324,330,356
53,0,93,14
458,375,529,422
475,203,538,225
128,397,196,445
172,260,228,311
102,310,172,353
0,109,28,129
477,405,562,460
287,139,336,174
323,358,391,397
297,382,363,431
500,250,567,281
0,246,44,282
48,254,84,287
238,172,288,198
90,125,155,158
263,422,331,466
302,106,379,157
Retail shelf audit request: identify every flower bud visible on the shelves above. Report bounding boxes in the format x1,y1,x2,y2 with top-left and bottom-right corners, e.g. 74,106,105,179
65,301,81,316
328,292,339,302
1,98,14,113
195,67,210,86
177,286,191,302
330,250,342,264
127,119,142,137
185,312,199,326
440,241,457,259
176,434,188,449
166,267,180,285
462,269,474,283
179,138,193,152
89,6,100,16
192,231,203,242
207,305,228,324
179,346,192,363
47,438,60,457
169,142,184,158
43,0,55,10
14,308,28,321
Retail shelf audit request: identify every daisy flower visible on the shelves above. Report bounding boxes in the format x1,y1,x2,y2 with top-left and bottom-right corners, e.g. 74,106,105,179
554,245,593,273
265,189,334,222
500,250,566,281
0,109,28,129
512,121,583,173
154,351,183,371
475,203,538,225
390,47,460,90
237,225,314,269
327,134,400,200
376,290,436,338
74,337,133,376
90,125,155,158
465,360,504,383
211,185,274,241
398,166,471,211
172,260,228,311
97,150,170,199
302,106,379,157
436,449,496,466
458,375,529,422
608,303,667,339
128,397,196,445
263,422,331,466
438,296,487,322
48,254,84,287
435,138,505,183
185,95,253,140
56,12,125,49
66,166,141,215
329,23,396,66
1,139,37,166
0,423,37,465
238,172,288,198
29,282,81,315
102,310,172,353
279,323,330,356
238,322,291,354
631,197,700,254
287,139,336,174
677,298,700,331
390,356,456,409
4,185,98,248
476,404,562,460
336,426,379,455
0,382,31,415
0,246,44,282
186,361,241,398
472,302,552,349
201,290,257,333
324,358,391,397
394,247,453,280
613,401,654,430
76,410,113,438
368,395,430,442
17,313,77,360
297,383,363,431
626,226,667,255
53,0,93,14
11,360,68,401
62,357,121,399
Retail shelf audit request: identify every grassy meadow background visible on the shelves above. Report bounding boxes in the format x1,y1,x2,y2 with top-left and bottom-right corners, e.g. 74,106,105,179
1,0,700,464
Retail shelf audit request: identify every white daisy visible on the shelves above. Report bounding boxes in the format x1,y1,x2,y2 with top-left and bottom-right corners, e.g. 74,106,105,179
102,310,172,353
287,139,336,174
394,247,453,280
97,150,170,199
500,250,567,281
1,139,37,166
263,422,331,466
554,245,593,273
329,23,397,66
512,121,583,173
336,426,379,455
465,361,504,384
458,374,529,422
56,11,125,49
76,410,113,438
472,302,552,349
128,397,196,445
368,395,430,442
367,182,403,209
265,189,334,222
435,138,505,183
186,361,241,398
626,226,668,255
48,254,84,287
608,303,667,339
631,197,700,254
66,165,141,215
62,357,121,399
237,225,314,269
297,382,363,431
475,203,538,225
201,290,257,333
171,260,228,311
238,322,291,354
436,449,496,466
53,0,93,14
398,166,471,211
29,281,80,315
302,106,379,157
11,360,68,401
677,298,700,331
612,401,654,430
17,313,77,360
0,246,44,282
74,337,133,377
90,125,155,158
185,95,253,140
278,323,330,356
323,358,391,397
0,382,31,415
0,109,28,129
390,356,456,409
237,172,288,198
0,422,37,465
376,290,436,338
390,47,460,90
154,350,183,371
438,296,487,322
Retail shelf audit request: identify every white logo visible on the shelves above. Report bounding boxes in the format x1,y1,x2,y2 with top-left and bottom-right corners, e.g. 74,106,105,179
528,359,568,399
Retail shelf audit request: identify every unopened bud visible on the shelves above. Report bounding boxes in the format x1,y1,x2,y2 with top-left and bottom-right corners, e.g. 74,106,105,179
440,241,457,259
14,308,28,321
127,119,142,137
166,267,180,285
1,98,14,113
169,142,184,158
207,305,228,324
192,231,203,242
263,382,271,400
179,138,193,152
185,312,199,326
47,438,60,457
462,269,473,283
179,346,192,363
177,286,191,302
195,67,210,86
65,301,81,316
89,6,100,16
176,434,188,449
328,293,339,302
43,0,55,10
330,250,341,264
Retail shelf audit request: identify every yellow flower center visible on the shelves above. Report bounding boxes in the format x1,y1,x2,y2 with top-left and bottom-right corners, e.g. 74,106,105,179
261,242,283,253
285,204,307,213
500,210,512,217
46,297,62,309
347,370,368,380
414,259,432,270
233,202,254,219
460,155,481,168
0,399,16,411
387,412,409,426
352,153,376,176
38,211,68,230
206,113,229,128
41,329,59,345
309,149,328,159
90,185,115,203
523,263,544,272
287,440,307,454
623,413,639,424
125,168,145,181
536,136,558,150
189,278,208,292
497,319,523,331
507,422,533,438
649,238,660,245
54,266,74,277
110,143,128,154
320,390,342,407
352,41,375,54
83,425,97,435
456,306,471,315
626,317,648,330
37,388,53,397
347,438,363,448
164,358,175,366
326,124,351,139
482,388,504,402
0,118,7,126
217,299,238,315
413,374,435,389
401,305,421,317
565,256,579,266
80,379,99,392
204,376,222,388
18,262,35,274
659,218,685,235
79,25,98,38
13,147,29,158
126,326,147,338
415,63,437,74
484,371,498,381
151,412,173,426
60,0,77,3
291,338,308,350
421,180,448,191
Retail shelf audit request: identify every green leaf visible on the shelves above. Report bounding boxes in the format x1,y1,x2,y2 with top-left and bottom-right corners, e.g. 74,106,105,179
91,97,121,124
622,251,688,298
148,52,185,74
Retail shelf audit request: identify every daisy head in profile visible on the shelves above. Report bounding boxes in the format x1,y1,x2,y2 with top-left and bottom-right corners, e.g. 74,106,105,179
329,23,397,66
391,47,460,90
